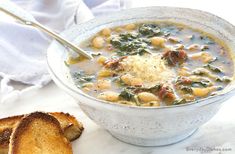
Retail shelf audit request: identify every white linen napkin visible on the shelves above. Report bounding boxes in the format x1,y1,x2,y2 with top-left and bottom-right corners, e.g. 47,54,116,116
0,0,131,103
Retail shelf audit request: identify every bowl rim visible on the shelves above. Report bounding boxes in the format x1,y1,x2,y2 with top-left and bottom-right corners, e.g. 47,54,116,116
47,6,235,110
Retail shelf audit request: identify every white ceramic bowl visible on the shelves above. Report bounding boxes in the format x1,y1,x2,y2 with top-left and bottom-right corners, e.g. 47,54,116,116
47,7,235,146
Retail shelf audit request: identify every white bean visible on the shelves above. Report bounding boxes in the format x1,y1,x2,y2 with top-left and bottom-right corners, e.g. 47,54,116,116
101,28,111,36
168,36,180,43
188,44,200,51
125,24,136,30
137,92,159,103
151,37,166,47
97,56,107,64
97,91,119,102
97,79,111,89
82,82,94,88
98,69,114,77
92,36,105,49
121,74,143,86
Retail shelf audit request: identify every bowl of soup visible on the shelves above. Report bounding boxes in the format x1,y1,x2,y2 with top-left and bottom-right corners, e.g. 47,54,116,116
47,7,235,146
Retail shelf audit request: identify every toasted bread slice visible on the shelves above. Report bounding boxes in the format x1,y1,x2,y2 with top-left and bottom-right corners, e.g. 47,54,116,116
0,112,83,154
8,112,73,154
0,115,23,154
50,112,83,141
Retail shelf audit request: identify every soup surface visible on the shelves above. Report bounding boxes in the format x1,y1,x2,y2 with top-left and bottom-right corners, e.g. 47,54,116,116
67,22,234,107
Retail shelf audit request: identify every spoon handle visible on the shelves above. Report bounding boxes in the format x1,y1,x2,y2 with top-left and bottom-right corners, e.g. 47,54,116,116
0,1,93,59
31,22,93,59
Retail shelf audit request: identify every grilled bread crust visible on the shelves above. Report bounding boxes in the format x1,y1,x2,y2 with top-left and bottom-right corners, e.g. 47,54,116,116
8,112,73,154
0,112,83,154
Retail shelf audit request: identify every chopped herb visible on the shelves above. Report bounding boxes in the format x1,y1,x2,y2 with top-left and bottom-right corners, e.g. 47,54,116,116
201,45,209,51
192,69,206,76
119,84,161,97
119,32,138,41
176,76,192,85
192,80,211,88
161,26,181,36
139,38,151,44
208,57,218,64
173,99,187,105
114,77,126,86
110,37,122,48
138,24,161,37
134,95,141,106
216,76,232,83
120,40,147,52
176,76,211,88
73,71,95,86
204,64,223,73
110,33,150,56
64,61,69,67
180,86,193,93
132,84,161,93
149,84,161,91
81,76,94,82
116,50,127,56
119,88,135,101
136,48,152,55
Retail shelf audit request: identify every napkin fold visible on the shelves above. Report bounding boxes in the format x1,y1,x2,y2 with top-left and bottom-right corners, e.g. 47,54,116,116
0,0,131,103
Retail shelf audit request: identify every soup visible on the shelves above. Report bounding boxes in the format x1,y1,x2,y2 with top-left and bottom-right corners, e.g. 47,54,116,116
67,22,234,107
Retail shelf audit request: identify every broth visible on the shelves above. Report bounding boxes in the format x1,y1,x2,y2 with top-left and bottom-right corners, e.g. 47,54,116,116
68,22,234,107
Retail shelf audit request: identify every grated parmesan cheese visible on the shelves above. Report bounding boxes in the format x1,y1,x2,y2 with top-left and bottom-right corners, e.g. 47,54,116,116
120,54,176,85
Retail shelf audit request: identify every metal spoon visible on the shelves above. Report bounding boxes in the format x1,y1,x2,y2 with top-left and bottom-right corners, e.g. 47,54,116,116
0,0,93,60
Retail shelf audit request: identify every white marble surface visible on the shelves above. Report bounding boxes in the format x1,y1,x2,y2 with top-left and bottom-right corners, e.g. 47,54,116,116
1,82,235,154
